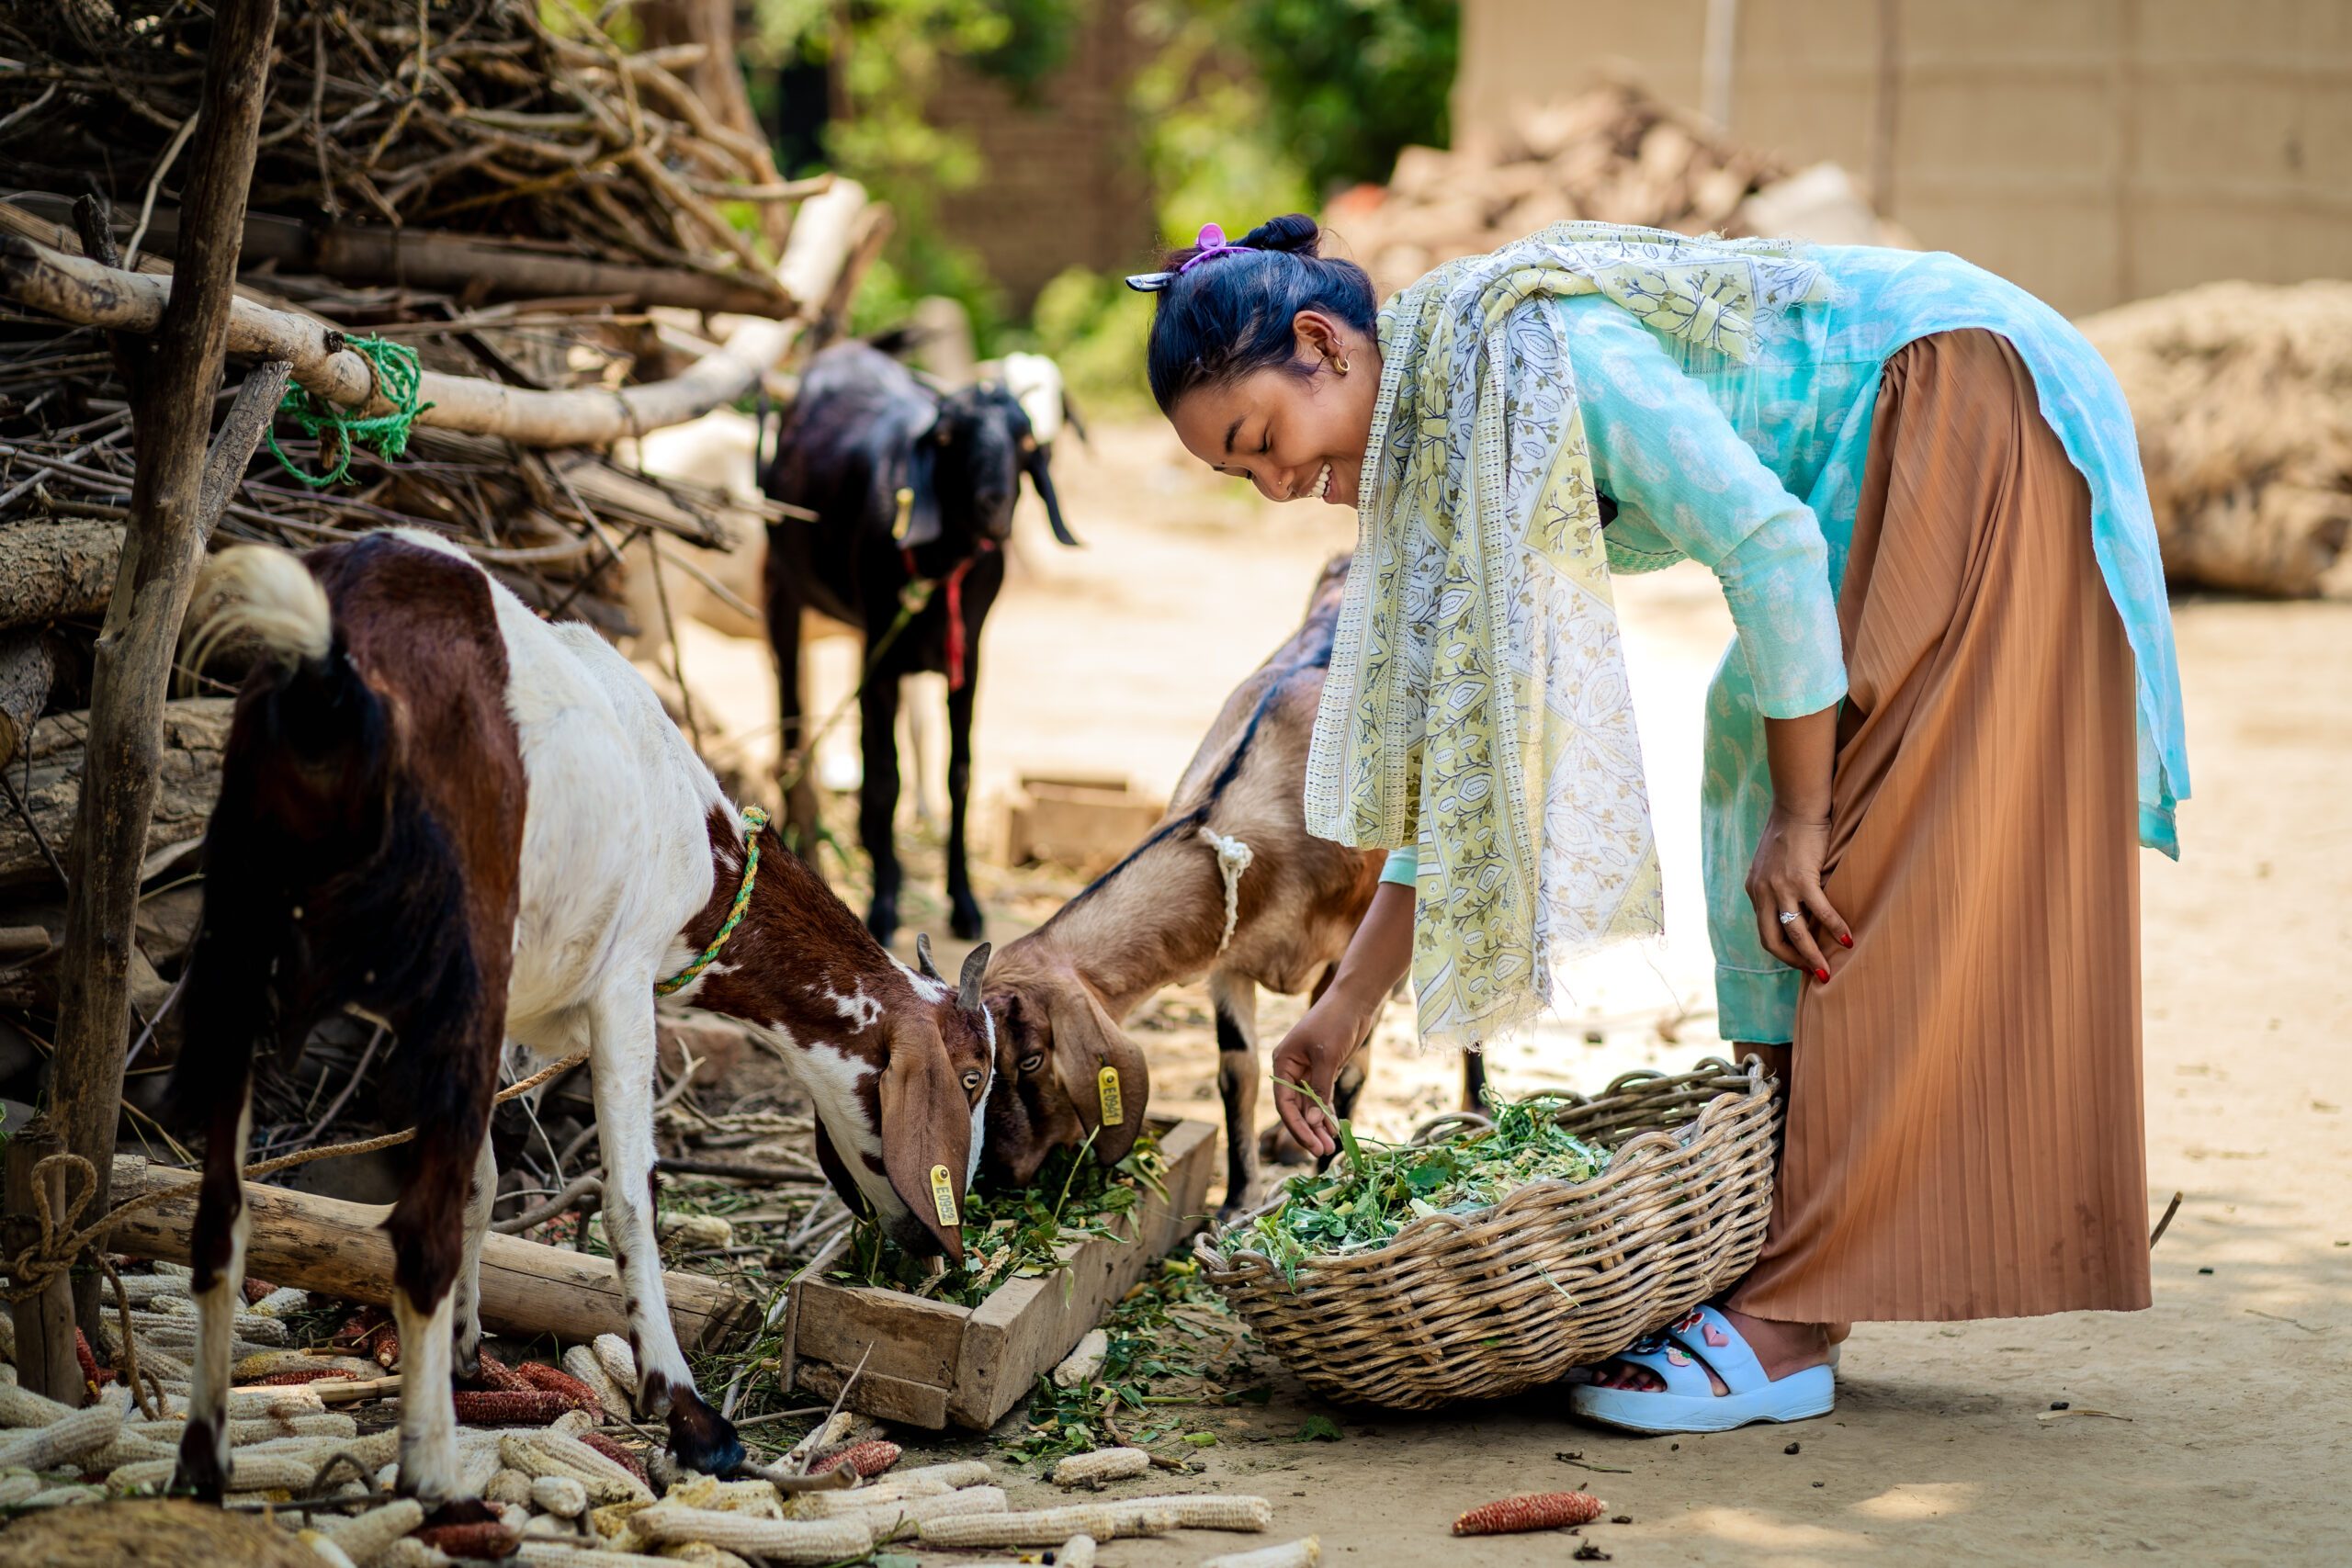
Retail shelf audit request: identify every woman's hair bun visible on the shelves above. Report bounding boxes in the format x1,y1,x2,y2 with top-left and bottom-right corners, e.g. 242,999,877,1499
1239,213,1322,256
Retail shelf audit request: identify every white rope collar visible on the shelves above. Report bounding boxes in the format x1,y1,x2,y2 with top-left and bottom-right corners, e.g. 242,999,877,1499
1199,826,1254,953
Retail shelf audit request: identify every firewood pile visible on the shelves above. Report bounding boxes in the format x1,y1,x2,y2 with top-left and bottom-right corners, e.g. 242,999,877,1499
0,3,876,1144
1322,76,1898,298
2078,278,2352,600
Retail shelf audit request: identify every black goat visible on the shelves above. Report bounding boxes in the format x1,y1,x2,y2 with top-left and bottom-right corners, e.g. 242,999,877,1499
763,342,1078,945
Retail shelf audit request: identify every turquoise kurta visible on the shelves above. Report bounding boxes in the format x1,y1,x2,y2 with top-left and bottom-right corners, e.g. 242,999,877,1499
1378,243,2188,1044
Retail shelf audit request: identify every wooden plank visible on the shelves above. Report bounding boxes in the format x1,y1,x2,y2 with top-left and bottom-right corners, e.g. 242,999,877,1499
791,1359,950,1429
947,1118,1215,1428
107,1156,752,1349
789,1276,967,1389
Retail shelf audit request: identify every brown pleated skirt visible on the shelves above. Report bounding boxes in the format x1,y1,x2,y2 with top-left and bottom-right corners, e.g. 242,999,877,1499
1726,329,2152,1325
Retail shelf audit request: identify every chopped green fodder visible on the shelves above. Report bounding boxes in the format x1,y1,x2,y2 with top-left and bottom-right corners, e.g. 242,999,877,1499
845,1128,1169,1307
1219,1089,1611,1282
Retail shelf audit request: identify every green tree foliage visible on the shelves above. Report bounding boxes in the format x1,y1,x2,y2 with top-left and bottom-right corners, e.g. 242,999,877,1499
1228,0,1457,197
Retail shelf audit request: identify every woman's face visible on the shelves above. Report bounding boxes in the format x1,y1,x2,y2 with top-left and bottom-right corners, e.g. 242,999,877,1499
1170,310,1380,509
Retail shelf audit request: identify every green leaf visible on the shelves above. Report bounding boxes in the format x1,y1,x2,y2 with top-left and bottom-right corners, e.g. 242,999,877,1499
1183,1431,1219,1447
1294,1415,1344,1443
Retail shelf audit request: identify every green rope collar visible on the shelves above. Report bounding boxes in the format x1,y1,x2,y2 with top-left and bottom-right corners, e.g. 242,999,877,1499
266,334,434,489
656,806,771,997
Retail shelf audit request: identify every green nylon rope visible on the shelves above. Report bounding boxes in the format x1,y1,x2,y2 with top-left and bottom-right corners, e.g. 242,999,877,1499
266,334,435,488
656,806,771,996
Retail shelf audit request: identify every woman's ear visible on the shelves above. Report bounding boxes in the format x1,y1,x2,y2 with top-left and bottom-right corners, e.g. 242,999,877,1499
1292,309,1346,367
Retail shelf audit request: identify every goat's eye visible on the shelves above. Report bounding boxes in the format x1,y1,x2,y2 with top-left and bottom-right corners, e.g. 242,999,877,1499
1018,1053,1045,1076
962,1069,984,1095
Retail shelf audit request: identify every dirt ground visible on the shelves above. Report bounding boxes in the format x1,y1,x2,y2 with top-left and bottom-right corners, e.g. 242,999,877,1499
688,420,2352,1565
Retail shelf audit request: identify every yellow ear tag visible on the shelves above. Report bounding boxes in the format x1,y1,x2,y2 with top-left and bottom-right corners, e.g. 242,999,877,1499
928,1163,958,1228
892,486,915,541
1096,1065,1125,1128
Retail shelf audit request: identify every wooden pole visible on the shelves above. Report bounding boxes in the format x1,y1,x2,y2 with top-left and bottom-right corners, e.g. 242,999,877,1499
3,1118,84,1404
48,0,280,1343
107,1156,752,1350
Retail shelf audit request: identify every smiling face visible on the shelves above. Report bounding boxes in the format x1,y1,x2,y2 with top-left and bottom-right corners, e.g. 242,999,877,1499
1168,310,1381,509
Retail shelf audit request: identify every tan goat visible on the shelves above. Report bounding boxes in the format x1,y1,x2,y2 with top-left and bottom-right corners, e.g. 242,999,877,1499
979,556,1482,1215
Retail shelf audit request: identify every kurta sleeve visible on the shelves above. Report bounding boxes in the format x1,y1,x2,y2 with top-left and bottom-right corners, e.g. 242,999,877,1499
1378,848,1418,887
1552,298,1849,719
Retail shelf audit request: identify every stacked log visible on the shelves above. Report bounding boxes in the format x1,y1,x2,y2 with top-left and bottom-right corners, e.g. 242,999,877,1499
2078,279,2352,600
1321,76,1903,298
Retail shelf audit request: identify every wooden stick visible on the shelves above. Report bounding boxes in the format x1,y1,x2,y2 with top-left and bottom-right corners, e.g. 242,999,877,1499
106,1156,752,1350
3,1117,84,1404
50,0,281,1345
0,180,871,449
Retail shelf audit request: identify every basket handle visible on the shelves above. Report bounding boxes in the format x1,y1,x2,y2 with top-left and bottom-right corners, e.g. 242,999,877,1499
1408,1110,1492,1145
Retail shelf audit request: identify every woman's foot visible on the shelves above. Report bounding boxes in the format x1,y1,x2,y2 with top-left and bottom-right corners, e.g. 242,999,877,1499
1568,1305,1836,1434
1586,1308,1830,1393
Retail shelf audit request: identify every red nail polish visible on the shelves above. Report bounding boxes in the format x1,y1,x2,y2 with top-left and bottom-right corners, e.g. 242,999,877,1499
1838,933,1853,948
1815,968,1830,983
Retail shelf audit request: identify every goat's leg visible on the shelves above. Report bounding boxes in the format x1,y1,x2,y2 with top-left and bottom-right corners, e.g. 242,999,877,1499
1334,1029,1374,1122
766,580,823,870
170,1089,252,1502
858,669,904,945
448,1133,497,1378
944,660,982,940
1462,1047,1488,1112
1209,970,1261,1222
587,985,744,1473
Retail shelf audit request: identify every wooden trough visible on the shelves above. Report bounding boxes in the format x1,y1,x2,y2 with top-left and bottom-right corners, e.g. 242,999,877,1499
781,1116,1216,1430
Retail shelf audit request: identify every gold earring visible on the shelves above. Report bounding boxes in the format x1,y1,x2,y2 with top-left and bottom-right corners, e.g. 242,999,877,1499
1333,355,1351,376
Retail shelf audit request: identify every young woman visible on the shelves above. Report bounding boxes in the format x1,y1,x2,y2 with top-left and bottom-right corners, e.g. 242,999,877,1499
1126,216,2187,1433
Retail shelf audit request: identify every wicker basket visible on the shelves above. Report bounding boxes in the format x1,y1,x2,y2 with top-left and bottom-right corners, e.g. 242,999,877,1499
1193,1056,1780,1410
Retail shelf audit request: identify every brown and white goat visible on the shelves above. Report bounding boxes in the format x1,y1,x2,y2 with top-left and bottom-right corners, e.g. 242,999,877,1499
982,557,1481,1216
169,530,993,1507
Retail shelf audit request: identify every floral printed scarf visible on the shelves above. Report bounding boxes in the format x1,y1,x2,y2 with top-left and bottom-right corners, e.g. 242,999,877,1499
1305,221,1838,1049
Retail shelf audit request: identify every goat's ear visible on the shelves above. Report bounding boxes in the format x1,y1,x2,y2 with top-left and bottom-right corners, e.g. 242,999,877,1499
878,1026,971,1261
957,941,990,1016
1045,984,1149,1165
915,932,944,983
1023,442,1080,548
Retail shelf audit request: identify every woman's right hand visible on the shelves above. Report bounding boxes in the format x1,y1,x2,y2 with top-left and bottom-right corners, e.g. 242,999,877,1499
1271,989,1374,1158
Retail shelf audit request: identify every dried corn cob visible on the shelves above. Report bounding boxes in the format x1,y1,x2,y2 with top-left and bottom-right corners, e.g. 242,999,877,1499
502,1429,654,1504
0,1472,43,1506
331,1306,390,1347
112,1451,317,1491
591,1335,638,1396
891,1459,994,1489
0,1382,77,1428
559,1346,634,1423
590,1497,656,1551
469,1352,528,1393
847,1483,1009,1538
414,1519,519,1559
659,1475,782,1518
511,1362,601,1411
1116,1494,1275,1531
548,1409,595,1439
810,1438,900,1478
486,1468,535,1506
0,1398,122,1469
377,1540,452,1568
300,1530,361,1568
787,1478,955,1517
1203,1539,1322,1568
917,1504,1182,1547
779,1411,853,1468
251,1367,359,1388
240,1278,277,1306
250,1286,310,1317
373,1327,402,1371
89,1430,180,1469
19,1483,102,1507
1053,1329,1110,1390
1053,1447,1150,1488
319,1497,427,1563
578,1429,650,1486
453,1391,581,1427
234,1351,379,1382
513,1544,679,1568
1452,1491,1609,1535
629,1506,873,1563
661,1214,734,1249
529,1474,588,1517
658,1546,754,1568
74,1326,108,1391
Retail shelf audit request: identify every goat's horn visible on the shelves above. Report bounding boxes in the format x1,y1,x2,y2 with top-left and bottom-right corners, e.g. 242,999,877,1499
914,932,944,983
957,942,991,1015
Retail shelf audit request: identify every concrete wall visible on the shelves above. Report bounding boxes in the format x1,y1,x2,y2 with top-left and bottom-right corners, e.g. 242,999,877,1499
1455,0,2352,315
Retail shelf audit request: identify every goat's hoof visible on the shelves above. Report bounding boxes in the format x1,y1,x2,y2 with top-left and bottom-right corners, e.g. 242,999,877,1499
170,1440,228,1506
1258,1122,1316,1168
666,1393,746,1476
949,898,985,941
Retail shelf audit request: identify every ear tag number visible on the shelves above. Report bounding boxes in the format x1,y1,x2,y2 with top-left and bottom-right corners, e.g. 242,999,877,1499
1097,1066,1125,1128
928,1163,959,1227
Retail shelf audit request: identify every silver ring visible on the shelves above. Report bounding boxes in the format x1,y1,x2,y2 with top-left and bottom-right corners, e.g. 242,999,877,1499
1777,910,1802,926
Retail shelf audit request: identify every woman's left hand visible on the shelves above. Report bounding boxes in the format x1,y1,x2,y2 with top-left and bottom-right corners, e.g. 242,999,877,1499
1746,806,1850,981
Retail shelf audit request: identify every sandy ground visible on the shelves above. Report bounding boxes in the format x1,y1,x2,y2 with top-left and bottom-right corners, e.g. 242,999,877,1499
686,420,2352,1565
